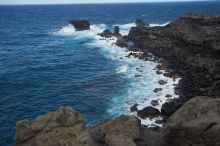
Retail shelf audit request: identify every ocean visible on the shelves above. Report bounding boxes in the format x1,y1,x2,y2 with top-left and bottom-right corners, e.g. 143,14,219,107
0,1,220,145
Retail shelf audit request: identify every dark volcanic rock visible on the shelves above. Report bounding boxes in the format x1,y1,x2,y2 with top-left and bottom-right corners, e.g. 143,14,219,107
69,20,90,31
137,106,161,119
165,94,172,98
151,100,159,107
98,29,114,38
161,98,186,117
114,26,120,36
158,80,167,85
130,103,139,112
127,13,220,108
153,88,162,93
135,19,149,27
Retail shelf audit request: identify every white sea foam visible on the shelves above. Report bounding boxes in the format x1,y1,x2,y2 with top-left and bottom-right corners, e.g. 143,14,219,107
116,65,128,73
54,22,179,127
114,23,136,35
150,22,171,27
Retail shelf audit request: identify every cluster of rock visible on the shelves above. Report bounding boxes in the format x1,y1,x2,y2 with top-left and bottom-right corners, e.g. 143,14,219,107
15,96,220,146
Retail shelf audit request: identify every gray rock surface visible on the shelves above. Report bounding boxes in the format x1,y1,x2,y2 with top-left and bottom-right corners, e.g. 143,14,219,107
162,96,220,146
14,106,94,146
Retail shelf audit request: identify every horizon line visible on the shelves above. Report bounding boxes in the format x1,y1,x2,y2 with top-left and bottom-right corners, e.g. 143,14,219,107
0,0,214,6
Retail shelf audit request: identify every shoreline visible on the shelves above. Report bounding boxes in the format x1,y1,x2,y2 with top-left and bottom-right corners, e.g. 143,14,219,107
14,13,220,146
95,34,181,127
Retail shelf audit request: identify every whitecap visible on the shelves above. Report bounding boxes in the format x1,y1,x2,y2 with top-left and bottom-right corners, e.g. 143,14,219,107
116,65,128,73
149,21,171,27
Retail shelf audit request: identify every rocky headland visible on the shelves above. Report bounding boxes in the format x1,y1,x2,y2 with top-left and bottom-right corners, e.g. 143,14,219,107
15,14,220,146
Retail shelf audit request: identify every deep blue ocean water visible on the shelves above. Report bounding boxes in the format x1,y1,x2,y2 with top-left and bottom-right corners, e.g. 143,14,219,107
1,1,220,145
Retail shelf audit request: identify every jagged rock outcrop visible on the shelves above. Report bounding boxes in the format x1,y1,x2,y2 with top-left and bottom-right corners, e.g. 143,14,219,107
162,96,220,146
14,107,95,146
15,107,142,146
69,20,90,31
90,115,141,146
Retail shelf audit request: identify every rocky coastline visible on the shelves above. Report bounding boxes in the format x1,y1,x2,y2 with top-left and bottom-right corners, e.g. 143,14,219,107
15,13,220,146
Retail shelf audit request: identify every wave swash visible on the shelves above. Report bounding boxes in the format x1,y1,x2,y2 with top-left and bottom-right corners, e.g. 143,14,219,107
54,22,180,127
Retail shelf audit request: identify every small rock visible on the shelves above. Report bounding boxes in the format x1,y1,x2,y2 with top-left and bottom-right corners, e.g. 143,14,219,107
135,74,143,78
153,88,162,93
130,104,139,112
158,80,167,85
165,94,172,98
156,70,163,74
163,72,173,78
151,100,159,107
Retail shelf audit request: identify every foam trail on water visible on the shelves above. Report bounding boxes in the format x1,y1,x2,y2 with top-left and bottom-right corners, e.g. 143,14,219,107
54,22,179,127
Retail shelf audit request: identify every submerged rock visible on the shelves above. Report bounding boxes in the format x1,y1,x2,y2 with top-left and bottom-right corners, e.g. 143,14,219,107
69,20,90,31
153,88,162,93
158,80,167,85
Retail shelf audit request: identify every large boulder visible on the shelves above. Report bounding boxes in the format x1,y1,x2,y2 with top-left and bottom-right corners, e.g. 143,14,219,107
90,115,141,146
69,20,90,31
14,107,95,146
162,96,220,146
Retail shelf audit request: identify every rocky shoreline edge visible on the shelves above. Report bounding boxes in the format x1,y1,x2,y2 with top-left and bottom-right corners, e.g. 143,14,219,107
15,13,220,146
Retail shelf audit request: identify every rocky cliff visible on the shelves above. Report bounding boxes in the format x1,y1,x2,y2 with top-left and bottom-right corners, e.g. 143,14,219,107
15,96,220,146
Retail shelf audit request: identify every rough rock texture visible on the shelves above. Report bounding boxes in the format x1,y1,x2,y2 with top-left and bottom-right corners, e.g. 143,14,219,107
114,26,120,36
15,107,142,146
127,13,220,120
162,96,220,146
90,115,141,146
128,13,220,99
14,107,94,146
69,20,90,31
15,96,220,146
